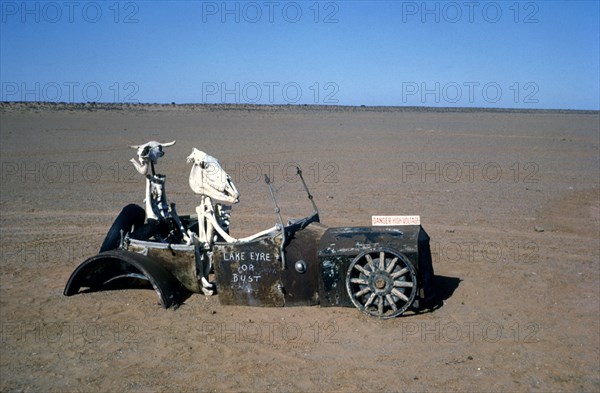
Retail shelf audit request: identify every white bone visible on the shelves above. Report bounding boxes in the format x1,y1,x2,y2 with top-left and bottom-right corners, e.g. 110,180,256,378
194,195,278,247
187,149,281,249
130,140,176,175
128,141,176,222
187,148,239,204
130,158,148,175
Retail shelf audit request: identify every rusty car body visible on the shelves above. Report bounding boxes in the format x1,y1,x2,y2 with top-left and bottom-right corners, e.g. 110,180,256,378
64,142,436,319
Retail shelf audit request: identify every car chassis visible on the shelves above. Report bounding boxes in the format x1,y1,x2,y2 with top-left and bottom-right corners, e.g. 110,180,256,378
64,141,437,319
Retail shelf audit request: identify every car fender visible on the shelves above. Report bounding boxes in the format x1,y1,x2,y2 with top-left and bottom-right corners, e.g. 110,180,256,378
63,249,190,309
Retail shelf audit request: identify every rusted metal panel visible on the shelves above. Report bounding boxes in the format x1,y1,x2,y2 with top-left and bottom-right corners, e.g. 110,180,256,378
319,255,354,307
213,236,285,307
281,222,327,306
318,226,420,258
317,226,422,308
126,240,201,293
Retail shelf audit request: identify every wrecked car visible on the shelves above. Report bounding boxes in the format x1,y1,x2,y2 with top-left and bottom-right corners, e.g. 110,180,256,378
64,141,437,319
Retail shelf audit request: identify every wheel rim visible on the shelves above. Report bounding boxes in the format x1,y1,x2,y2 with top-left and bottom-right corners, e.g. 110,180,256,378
346,248,417,319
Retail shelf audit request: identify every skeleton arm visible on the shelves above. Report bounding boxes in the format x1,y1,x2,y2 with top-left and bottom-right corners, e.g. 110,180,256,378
195,197,278,245
188,148,280,248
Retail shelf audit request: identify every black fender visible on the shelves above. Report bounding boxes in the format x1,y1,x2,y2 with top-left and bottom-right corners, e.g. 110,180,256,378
63,250,190,309
99,204,146,252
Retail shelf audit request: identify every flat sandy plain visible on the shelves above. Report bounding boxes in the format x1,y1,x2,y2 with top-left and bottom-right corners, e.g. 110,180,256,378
0,102,598,392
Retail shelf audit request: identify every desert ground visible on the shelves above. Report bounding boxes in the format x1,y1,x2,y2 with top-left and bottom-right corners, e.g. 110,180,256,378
0,102,598,392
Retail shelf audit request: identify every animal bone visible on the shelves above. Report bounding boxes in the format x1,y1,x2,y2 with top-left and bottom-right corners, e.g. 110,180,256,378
195,195,277,247
128,140,176,223
130,140,176,176
187,148,239,204
146,174,169,221
188,148,277,248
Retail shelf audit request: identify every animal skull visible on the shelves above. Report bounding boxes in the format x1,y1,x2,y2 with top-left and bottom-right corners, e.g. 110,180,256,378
130,140,176,175
187,148,239,205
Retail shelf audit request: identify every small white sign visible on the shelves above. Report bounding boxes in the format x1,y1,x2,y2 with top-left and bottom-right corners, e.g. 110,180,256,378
372,215,420,226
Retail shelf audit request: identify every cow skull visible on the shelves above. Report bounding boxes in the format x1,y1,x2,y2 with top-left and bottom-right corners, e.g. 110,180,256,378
130,140,176,176
187,148,239,205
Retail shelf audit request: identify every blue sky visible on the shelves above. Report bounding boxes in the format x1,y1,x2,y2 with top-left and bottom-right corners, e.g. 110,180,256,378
1,0,599,109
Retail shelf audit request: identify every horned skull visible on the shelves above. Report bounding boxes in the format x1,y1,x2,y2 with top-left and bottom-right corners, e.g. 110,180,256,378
130,140,176,175
187,148,239,205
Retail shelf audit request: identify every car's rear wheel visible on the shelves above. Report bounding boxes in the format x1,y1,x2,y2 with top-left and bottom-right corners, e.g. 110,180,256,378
99,204,146,252
346,248,417,319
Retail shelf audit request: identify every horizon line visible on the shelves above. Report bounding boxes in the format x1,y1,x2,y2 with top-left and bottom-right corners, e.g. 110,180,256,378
1,101,598,114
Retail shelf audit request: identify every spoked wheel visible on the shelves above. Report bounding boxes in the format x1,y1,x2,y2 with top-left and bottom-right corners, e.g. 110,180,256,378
346,247,417,319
